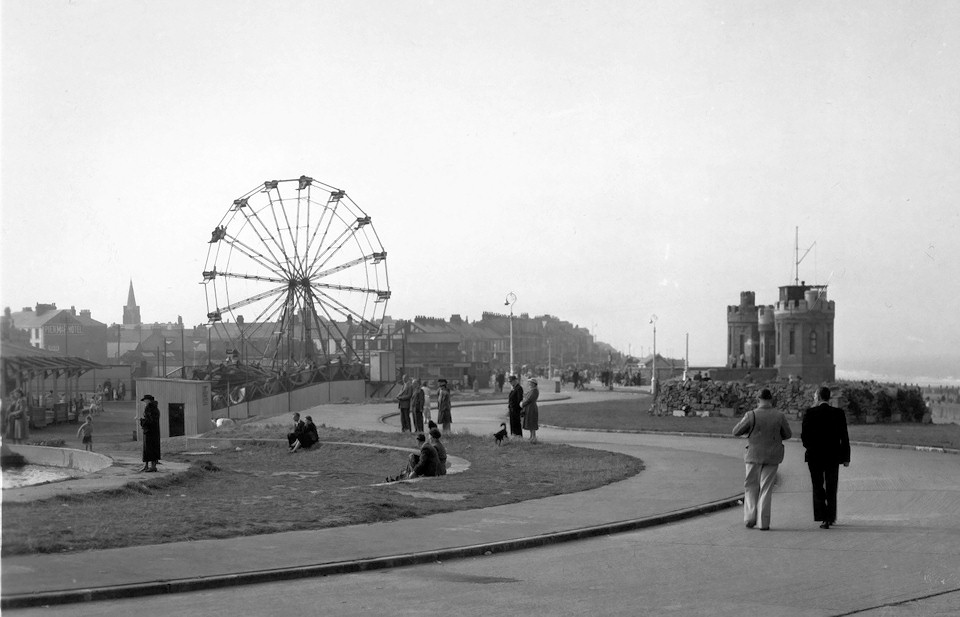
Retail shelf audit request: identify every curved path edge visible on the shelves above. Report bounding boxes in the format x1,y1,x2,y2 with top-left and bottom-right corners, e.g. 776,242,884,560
0,495,740,610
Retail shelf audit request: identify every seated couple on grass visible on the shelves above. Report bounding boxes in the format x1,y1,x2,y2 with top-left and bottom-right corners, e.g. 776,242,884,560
287,412,319,453
387,427,448,482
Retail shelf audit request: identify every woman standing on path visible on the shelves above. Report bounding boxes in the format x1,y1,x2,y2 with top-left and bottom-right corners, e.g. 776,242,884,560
6,388,28,444
139,394,161,472
521,378,540,443
732,388,792,530
436,379,452,435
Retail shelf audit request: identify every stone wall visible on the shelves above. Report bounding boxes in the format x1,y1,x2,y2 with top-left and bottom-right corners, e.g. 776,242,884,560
652,379,931,424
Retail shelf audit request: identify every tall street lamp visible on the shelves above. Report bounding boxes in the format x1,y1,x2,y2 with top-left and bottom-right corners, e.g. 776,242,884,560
505,292,517,376
650,314,658,397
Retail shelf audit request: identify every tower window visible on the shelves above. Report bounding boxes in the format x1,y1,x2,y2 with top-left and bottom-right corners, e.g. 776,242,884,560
789,329,795,355
809,331,818,354
827,330,832,355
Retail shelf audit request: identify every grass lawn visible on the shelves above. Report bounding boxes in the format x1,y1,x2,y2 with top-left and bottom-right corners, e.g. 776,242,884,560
1,422,642,556
541,396,960,449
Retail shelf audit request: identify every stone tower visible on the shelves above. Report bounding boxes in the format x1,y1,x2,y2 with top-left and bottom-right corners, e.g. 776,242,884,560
774,283,835,382
727,292,764,368
123,280,141,325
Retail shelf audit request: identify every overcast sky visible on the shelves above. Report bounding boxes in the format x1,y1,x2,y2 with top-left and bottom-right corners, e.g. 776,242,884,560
2,1,958,377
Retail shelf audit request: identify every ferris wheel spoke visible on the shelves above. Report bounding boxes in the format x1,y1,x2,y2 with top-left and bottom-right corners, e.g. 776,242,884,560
221,234,289,279
310,252,385,281
211,284,288,319
232,200,294,278
271,188,301,273
306,289,362,362
305,219,365,276
311,286,380,332
205,270,287,285
262,186,296,272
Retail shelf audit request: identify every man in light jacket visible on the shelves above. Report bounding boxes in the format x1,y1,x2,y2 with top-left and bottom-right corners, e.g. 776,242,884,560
732,388,792,530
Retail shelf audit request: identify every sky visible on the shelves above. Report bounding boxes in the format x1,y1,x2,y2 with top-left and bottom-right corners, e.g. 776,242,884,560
2,1,959,381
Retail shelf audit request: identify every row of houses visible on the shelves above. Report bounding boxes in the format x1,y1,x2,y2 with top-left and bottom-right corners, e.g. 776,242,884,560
2,303,620,385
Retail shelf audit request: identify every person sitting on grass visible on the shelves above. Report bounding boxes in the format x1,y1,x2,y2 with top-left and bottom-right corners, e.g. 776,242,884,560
77,414,94,451
287,412,305,449
387,452,421,483
290,416,319,453
409,433,440,478
429,427,448,475
387,433,439,481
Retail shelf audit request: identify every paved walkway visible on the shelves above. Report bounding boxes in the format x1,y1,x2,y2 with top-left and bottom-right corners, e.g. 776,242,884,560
3,385,959,614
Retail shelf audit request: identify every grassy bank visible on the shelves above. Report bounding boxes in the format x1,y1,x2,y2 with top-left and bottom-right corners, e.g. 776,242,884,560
1,424,642,556
541,397,960,449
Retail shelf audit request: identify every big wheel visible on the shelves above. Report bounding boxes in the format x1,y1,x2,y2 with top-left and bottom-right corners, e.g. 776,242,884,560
201,176,390,372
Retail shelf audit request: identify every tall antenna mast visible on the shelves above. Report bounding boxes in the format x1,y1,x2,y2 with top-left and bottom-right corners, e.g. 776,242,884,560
794,226,816,285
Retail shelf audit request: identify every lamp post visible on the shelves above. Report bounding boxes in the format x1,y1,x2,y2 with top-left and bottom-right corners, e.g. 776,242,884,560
505,292,517,376
650,314,658,397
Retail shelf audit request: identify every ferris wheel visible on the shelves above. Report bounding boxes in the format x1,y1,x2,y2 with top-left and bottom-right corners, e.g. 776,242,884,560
201,176,390,371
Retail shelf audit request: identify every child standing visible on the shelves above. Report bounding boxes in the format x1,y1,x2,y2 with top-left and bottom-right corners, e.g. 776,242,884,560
77,415,93,451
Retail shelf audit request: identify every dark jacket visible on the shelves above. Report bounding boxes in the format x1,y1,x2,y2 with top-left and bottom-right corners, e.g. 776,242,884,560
801,402,851,465
508,383,524,414
300,421,319,448
410,387,425,413
411,442,440,477
140,401,162,462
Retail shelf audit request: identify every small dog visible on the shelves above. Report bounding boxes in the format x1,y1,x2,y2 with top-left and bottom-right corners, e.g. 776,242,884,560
494,423,508,446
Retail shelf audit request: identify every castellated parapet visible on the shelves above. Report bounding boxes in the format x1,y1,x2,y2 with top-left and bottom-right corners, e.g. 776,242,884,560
727,283,836,383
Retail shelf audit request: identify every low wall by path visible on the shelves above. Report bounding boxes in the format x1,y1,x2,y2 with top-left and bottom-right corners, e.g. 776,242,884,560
5,444,113,473
219,380,368,420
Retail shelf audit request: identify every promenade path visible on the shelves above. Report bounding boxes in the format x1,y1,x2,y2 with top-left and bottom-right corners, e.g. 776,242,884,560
3,386,959,615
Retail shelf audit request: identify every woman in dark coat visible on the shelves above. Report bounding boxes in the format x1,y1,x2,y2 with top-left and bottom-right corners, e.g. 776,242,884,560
139,395,161,472
506,375,524,438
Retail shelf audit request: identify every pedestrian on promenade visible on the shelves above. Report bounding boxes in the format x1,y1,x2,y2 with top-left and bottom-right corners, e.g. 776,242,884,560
436,379,452,435
395,375,414,432
732,388,792,530
421,379,432,423
521,378,540,443
507,375,524,439
77,414,94,451
411,379,425,433
6,388,27,444
287,412,305,448
801,386,850,529
139,395,161,472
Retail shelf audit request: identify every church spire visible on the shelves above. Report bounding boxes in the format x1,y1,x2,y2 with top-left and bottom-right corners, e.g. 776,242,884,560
123,280,141,325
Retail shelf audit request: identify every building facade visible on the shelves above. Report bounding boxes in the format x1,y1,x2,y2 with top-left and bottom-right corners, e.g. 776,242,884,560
727,283,835,383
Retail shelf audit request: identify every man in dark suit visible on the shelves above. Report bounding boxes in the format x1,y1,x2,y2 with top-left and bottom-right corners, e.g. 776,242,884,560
507,375,524,439
801,386,851,529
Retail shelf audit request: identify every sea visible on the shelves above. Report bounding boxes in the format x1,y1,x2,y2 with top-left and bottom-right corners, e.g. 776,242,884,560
837,356,960,389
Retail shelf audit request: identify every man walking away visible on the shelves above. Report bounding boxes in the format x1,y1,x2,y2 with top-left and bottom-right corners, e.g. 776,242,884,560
801,386,851,529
